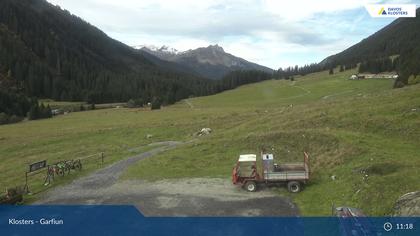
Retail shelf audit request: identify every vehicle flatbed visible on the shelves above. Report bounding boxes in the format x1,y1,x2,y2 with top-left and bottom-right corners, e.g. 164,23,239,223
232,152,310,192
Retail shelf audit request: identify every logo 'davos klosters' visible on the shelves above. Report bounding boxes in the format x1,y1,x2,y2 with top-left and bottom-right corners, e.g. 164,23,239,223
378,7,387,15
365,4,416,18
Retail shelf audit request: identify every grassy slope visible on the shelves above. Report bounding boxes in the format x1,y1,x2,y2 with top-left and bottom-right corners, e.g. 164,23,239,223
122,69,420,216
1,69,419,215
39,99,126,110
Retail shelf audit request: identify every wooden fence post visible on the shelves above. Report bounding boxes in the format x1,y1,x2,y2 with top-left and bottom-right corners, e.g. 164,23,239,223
24,172,29,194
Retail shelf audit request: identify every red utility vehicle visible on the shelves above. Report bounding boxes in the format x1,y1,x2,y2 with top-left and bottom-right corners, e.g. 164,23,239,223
232,152,310,192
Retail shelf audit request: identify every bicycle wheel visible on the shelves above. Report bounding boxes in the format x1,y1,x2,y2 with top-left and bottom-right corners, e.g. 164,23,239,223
74,160,82,170
57,168,65,177
47,167,55,180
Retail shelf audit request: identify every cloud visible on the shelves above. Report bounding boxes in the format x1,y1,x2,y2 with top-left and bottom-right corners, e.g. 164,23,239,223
51,0,329,44
46,0,414,68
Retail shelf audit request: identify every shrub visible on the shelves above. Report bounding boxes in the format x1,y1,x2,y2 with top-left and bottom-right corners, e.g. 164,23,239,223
127,98,144,108
28,103,52,120
9,115,23,123
0,113,9,124
407,75,416,85
127,99,135,108
393,80,405,88
151,97,161,110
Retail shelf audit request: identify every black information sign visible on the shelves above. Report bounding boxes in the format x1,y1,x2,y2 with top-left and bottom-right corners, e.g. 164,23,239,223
29,160,47,172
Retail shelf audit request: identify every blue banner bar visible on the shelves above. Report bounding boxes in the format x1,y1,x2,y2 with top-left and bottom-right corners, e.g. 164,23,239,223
0,206,419,236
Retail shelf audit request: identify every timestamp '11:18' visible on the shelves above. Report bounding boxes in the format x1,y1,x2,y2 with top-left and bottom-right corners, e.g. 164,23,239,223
395,223,414,230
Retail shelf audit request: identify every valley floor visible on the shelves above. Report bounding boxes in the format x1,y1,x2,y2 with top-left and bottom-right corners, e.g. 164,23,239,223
1,69,419,216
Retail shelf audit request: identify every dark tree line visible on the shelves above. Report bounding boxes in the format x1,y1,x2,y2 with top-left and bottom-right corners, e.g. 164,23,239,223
272,61,358,79
274,60,359,79
273,63,331,79
0,88,51,124
216,70,272,90
358,57,399,74
0,90,31,124
273,63,322,79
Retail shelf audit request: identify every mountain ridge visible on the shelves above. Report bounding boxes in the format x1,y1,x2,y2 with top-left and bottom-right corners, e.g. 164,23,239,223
137,44,273,80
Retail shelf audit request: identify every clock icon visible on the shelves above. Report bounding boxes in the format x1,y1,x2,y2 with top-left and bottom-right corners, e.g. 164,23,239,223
384,222,393,232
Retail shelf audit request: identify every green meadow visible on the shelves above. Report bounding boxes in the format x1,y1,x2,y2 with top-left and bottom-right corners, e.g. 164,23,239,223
1,69,419,215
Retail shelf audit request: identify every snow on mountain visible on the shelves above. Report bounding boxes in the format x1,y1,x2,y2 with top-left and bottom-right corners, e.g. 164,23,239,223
133,44,181,55
135,44,273,80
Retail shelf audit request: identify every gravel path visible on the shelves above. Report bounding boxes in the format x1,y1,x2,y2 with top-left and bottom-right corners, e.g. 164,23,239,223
36,141,299,216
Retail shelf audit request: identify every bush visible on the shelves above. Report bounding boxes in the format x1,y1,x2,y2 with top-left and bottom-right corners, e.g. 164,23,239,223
28,103,52,120
417,75,420,84
127,99,135,108
9,115,23,123
407,75,416,85
408,75,420,85
127,98,144,108
151,97,161,110
0,113,9,124
28,104,39,120
394,80,405,88
0,90,32,117
0,113,23,125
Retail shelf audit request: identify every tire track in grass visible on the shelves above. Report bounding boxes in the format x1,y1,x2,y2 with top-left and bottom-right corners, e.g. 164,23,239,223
276,81,311,100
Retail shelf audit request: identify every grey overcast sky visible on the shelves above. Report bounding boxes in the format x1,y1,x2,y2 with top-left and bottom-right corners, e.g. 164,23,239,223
46,0,419,69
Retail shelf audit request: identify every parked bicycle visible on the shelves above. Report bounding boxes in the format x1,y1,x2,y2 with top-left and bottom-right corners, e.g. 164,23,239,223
48,162,66,177
63,159,82,174
44,159,82,185
44,162,64,185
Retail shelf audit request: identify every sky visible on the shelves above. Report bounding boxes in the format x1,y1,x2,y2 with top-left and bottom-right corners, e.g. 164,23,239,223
46,0,419,69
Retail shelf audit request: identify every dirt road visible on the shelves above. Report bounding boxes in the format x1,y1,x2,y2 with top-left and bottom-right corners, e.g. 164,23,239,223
36,142,299,216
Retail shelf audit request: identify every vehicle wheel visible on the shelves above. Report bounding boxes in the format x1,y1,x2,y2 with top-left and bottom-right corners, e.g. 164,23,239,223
57,168,65,177
245,181,257,192
287,181,301,193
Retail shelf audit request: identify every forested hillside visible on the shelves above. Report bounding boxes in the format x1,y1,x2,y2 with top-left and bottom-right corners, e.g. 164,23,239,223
0,0,273,124
0,0,215,105
321,8,420,85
